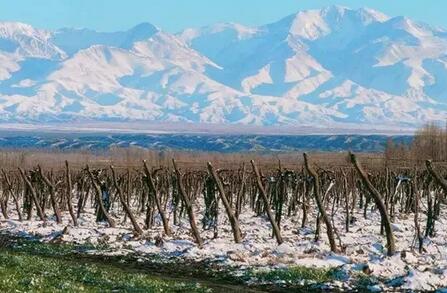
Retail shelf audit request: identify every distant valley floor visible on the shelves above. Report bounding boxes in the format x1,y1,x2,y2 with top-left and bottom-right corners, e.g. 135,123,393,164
0,131,412,153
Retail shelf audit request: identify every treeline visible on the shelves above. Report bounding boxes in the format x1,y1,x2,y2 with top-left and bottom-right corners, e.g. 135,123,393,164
385,123,447,165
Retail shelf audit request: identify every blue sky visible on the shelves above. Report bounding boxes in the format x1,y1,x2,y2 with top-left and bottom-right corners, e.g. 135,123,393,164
0,0,445,32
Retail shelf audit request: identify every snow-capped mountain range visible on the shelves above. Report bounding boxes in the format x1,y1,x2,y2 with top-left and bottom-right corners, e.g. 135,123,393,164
0,6,446,129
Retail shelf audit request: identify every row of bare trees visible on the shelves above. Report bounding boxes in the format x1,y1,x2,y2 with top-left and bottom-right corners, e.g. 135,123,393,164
385,122,447,165
0,152,446,257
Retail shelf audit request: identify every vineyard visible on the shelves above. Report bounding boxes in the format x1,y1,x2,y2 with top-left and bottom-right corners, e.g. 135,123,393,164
1,149,447,291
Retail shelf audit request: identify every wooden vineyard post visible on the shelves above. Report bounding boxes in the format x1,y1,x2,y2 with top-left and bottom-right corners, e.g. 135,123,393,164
303,153,338,253
412,171,423,253
2,169,22,221
37,165,62,224
235,163,246,219
172,159,203,247
207,162,243,243
19,168,46,222
142,161,172,236
350,152,395,256
250,160,283,245
111,166,143,235
65,161,78,226
86,166,116,228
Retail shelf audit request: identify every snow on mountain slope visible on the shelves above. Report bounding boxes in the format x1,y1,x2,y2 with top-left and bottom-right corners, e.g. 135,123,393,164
51,23,159,56
317,80,446,124
0,52,21,80
0,22,66,59
7,32,253,123
0,6,446,129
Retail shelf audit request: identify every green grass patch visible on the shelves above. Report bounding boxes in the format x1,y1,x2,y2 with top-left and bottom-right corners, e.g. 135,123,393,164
11,238,106,257
352,272,380,290
250,266,339,284
0,249,209,292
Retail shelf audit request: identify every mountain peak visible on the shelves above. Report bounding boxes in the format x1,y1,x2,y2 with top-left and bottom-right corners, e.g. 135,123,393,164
127,22,159,35
0,21,66,59
267,6,389,40
122,22,159,48
52,22,160,55
357,7,390,22
321,6,389,22
206,22,259,37
320,6,390,25
180,22,258,45
0,21,50,38
321,5,350,15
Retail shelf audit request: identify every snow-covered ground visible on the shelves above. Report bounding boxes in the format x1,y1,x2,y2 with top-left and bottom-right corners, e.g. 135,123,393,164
1,201,447,291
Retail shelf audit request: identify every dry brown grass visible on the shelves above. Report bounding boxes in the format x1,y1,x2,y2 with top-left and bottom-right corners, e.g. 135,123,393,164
0,147,386,171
